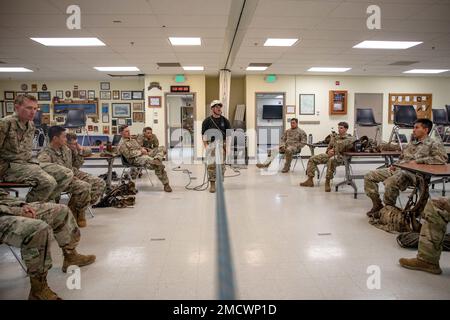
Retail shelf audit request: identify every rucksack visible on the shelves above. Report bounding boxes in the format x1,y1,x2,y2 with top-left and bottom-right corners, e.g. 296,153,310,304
397,232,450,251
93,180,138,208
369,205,412,233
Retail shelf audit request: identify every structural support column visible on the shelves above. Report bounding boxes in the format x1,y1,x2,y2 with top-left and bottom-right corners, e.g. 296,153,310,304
219,69,232,119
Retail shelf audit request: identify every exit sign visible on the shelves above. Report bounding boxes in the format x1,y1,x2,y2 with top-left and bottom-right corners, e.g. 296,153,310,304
170,85,190,92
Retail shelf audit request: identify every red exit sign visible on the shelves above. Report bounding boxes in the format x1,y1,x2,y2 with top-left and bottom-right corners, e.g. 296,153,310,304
170,85,190,92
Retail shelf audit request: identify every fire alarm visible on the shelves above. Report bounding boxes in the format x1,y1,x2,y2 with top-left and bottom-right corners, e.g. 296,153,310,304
335,81,340,86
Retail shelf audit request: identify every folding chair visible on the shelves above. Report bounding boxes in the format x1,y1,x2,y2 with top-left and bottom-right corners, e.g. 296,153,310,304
388,105,417,151
2,244,27,273
32,110,48,150
354,108,381,141
63,109,91,146
120,155,154,186
431,109,450,140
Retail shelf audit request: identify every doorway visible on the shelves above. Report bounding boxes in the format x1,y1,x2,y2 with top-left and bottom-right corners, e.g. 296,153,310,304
354,93,383,141
255,92,285,154
165,93,196,161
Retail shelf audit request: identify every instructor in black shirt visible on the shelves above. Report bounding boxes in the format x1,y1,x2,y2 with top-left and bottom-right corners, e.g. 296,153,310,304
201,100,231,193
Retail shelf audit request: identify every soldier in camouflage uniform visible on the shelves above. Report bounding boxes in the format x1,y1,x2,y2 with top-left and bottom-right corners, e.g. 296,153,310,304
300,122,354,192
66,132,106,205
136,127,166,160
118,125,172,192
37,126,93,228
0,94,73,203
400,197,449,275
256,118,307,173
0,189,96,300
364,119,447,217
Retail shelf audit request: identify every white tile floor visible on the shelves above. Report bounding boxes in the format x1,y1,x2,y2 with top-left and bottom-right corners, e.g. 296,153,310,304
1,160,450,300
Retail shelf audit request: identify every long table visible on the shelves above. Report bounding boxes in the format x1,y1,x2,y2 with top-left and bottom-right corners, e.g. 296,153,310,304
83,153,119,192
335,151,401,199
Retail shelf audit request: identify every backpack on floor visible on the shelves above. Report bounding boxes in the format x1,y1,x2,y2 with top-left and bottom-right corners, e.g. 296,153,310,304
93,181,137,208
397,232,450,251
369,205,411,233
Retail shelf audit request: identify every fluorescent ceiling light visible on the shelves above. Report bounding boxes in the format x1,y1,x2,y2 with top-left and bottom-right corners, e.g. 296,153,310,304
169,37,201,46
264,38,298,47
31,37,105,46
246,66,268,71
353,40,422,49
403,69,449,74
0,67,33,72
308,67,351,72
94,67,140,72
182,66,204,71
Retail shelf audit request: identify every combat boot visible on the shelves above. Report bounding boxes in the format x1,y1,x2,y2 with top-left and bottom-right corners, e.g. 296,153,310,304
209,181,216,193
256,163,270,169
366,197,383,217
325,178,331,192
399,257,442,275
28,272,62,300
163,183,172,192
300,176,314,187
62,248,96,273
76,211,87,228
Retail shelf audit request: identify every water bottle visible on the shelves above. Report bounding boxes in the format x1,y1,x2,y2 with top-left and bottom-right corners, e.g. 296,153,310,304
308,134,313,144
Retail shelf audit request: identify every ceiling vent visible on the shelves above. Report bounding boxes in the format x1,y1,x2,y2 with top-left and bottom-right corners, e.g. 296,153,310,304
157,62,181,67
248,62,272,67
389,61,419,66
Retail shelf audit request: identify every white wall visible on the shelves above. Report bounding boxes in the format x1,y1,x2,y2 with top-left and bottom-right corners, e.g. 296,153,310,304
0,79,146,136
246,75,450,157
144,75,206,159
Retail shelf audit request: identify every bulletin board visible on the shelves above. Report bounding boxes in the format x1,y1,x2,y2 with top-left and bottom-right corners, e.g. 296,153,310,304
388,93,432,123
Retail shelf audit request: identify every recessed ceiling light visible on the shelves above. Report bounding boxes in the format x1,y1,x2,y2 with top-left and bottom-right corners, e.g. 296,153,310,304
353,41,422,49
182,66,204,71
264,38,298,47
169,37,201,46
246,66,268,71
308,67,351,72
31,37,106,46
403,69,449,74
94,67,140,72
0,67,33,72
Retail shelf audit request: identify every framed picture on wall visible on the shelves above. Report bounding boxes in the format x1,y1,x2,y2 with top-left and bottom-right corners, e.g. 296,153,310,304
133,112,144,122
102,114,109,123
88,90,95,100
132,91,144,100
299,94,315,115
133,102,143,111
4,91,15,100
39,104,50,113
117,118,126,125
148,96,161,107
6,101,15,113
100,82,110,90
38,91,51,101
56,90,64,99
79,90,87,99
121,91,132,100
112,90,120,100
100,91,111,100
112,103,131,117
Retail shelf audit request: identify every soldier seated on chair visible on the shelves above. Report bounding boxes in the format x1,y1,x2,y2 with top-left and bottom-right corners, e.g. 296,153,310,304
66,132,106,206
37,126,94,228
0,189,95,300
364,118,447,218
118,125,172,192
0,94,73,203
256,118,307,173
399,197,449,275
136,126,166,161
300,122,354,192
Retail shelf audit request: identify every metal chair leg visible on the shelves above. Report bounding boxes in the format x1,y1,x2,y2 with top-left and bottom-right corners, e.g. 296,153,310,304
144,168,154,186
8,245,27,274
87,206,94,218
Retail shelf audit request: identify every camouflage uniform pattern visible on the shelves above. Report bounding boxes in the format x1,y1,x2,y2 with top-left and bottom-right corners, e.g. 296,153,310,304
38,146,91,217
70,147,106,204
417,198,450,265
206,142,226,182
118,137,169,185
136,133,165,160
365,136,448,205
305,133,355,179
0,189,80,276
0,114,73,202
262,127,307,166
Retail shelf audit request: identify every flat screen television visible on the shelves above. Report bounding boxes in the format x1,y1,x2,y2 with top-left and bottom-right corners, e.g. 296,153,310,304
262,105,283,119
